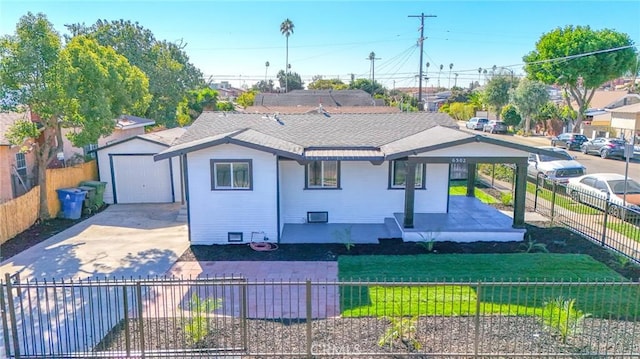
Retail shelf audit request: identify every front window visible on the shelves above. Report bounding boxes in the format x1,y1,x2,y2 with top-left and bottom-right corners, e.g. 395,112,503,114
15,152,27,177
390,160,424,189
211,160,252,190
307,161,339,188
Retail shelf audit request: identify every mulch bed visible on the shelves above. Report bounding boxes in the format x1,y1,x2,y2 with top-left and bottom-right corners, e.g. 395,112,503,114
179,223,640,281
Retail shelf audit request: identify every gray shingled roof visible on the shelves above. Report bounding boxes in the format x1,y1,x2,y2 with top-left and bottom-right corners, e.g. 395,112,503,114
139,127,187,146
253,89,378,107
176,112,457,148
0,111,28,146
155,112,464,161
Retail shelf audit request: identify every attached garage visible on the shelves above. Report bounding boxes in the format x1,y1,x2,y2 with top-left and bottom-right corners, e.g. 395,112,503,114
96,128,185,204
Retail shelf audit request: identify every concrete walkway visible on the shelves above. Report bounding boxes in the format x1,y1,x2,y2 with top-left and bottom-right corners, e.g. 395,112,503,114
0,204,189,358
0,203,189,280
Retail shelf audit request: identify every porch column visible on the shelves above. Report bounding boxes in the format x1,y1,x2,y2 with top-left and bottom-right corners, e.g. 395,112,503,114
466,163,476,197
403,161,417,228
513,160,528,228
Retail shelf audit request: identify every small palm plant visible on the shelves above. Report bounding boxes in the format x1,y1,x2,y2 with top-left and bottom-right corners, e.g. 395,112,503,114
378,316,421,351
183,292,222,344
540,297,589,344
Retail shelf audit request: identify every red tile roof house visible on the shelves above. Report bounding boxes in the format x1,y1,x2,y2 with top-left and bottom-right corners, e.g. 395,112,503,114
154,111,552,245
0,111,37,202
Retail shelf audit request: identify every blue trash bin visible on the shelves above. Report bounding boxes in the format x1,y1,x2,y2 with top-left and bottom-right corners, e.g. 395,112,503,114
56,188,87,219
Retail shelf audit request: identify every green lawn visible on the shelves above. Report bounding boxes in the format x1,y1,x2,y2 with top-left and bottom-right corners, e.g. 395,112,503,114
449,184,498,204
605,221,640,243
338,254,637,319
526,182,600,215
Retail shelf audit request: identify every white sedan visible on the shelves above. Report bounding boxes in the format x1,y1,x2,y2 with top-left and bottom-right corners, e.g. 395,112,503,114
566,173,640,219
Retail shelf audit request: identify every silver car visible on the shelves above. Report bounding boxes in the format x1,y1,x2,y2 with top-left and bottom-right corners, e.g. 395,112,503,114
483,120,508,134
465,117,489,130
527,147,586,183
566,173,640,219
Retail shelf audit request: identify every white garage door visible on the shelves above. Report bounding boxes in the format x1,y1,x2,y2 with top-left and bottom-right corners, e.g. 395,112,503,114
112,155,173,203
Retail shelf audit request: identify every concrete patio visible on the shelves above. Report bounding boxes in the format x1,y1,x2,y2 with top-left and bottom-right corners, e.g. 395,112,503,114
280,196,526,244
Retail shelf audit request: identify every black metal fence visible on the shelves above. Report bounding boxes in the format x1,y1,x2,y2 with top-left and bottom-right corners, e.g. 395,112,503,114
1,276,639,358
528,175,640,263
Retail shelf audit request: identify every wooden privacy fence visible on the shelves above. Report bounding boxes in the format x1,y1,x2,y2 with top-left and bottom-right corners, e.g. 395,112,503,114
0,161,97,244
0,187,39,245
45,161,97,218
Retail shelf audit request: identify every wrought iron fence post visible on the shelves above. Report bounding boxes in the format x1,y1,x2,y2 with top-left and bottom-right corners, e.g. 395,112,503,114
305,280,312,359
473,281,481,359
241,280,248,352
550,180,557,222
136,281,145,358
4,273,20,359
123,285,130,357
601,192,611,246
534,173,541,211
0,277,12,358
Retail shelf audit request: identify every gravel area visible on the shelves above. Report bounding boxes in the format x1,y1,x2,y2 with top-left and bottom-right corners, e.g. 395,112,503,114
95,316,639,358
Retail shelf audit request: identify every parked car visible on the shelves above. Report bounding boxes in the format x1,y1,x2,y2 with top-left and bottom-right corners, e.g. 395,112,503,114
550,133,589,151
580,137,628,159
483,120,508,134
527,147,586,183
465,117,489,130
566,173,640,219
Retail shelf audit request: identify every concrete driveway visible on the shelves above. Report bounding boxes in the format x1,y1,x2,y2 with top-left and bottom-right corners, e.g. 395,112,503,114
0,203,189,280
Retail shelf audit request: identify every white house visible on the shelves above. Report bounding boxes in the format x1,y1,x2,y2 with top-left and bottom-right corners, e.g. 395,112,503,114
155,112,549,245
96,127,186,204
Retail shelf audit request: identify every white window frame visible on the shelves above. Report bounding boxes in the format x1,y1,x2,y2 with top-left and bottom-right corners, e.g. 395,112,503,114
15,152,27,176
390,160,425,189
211,159,252,190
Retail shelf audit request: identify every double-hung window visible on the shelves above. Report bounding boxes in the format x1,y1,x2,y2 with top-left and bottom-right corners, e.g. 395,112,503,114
306,160,339,189
15,153,27,177
211,159,252,190
390,160,425,189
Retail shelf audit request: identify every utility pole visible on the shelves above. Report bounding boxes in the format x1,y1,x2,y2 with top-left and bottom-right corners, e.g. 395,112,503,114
367,51,381,83
409,12,436,109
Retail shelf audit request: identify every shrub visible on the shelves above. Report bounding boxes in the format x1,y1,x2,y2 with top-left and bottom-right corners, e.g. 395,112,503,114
183,293,222,344
378,316,421,350
540,297,589,344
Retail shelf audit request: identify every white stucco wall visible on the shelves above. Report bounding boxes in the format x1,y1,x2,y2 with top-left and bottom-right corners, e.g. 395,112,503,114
97,139,181,204
420,142,530,157
279,161,449,230
187,144,278,245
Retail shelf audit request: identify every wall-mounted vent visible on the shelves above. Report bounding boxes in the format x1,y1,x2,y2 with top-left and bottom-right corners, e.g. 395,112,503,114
307,211,328,223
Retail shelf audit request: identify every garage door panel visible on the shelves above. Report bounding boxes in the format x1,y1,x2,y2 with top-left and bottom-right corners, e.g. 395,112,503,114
113,155,172,203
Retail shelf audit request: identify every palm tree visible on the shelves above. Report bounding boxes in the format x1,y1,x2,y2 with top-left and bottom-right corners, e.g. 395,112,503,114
280,18,294,92
265,61,270,84
438,64,444,88
448,63,453,88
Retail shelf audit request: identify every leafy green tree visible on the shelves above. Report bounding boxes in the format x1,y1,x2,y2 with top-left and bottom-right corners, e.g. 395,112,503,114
511,79,549,133
445,87,472,104
67,19,204,127
483,75,517,120
1,13,150,219
216,101,235,112
524,25,636,131
252,80,275,93
280,18,294,92
349,78,384,96
276,70,304,91
236,90,257,108
445,102,475,121
386,90,418,111
501,104,522,128
308,77,348,90
175,87,218,126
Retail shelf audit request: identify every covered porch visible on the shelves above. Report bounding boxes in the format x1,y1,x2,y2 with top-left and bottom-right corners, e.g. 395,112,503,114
280,196,525,244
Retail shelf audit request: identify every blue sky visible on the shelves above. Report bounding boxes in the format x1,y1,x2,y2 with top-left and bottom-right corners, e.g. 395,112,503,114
1,1,639,90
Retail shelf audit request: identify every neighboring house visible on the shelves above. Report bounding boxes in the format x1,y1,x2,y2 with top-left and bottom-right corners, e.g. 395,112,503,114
210,81,244,101
58,115,155,167
95,127,186,204
0,111,37,203
608,103,640,149
155,112,544,245
572,91,640,138
252,89,385,108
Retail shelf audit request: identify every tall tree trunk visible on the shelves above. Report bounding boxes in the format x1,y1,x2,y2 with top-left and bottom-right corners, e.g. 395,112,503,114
285,36,289,93
35,143,50,220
